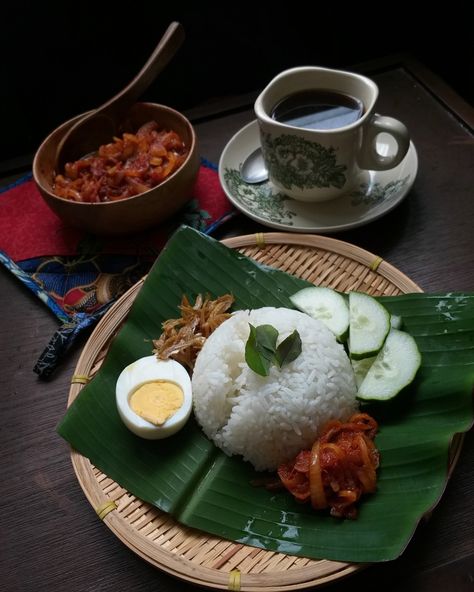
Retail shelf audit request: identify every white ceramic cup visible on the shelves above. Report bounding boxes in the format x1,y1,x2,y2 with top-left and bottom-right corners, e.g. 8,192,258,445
254,66,410,202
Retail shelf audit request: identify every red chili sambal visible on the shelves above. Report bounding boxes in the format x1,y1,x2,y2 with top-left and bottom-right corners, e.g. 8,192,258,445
53,121,189,203
278,413,380,519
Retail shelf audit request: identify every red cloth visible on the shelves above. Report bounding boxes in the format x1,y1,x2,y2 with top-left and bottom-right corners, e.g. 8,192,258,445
0,165,231,261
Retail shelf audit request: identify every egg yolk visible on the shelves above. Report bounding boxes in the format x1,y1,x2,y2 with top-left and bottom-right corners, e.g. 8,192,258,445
129,381,183,426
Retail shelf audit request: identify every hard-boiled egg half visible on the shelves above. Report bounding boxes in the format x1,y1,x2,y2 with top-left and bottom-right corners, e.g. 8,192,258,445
116,356,192,439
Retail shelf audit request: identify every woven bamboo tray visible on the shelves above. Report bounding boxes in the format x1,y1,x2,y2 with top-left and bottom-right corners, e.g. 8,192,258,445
67,232,463,591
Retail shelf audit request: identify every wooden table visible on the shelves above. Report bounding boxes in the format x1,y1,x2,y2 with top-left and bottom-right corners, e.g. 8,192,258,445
2,57,473,591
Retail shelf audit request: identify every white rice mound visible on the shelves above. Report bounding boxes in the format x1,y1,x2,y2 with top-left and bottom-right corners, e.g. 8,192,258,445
192,307,357,471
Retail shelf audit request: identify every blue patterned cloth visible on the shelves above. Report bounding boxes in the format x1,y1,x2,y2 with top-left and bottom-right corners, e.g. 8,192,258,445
0,162,235,377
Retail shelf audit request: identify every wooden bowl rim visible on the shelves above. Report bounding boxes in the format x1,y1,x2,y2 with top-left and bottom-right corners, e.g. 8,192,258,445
32,102,198,207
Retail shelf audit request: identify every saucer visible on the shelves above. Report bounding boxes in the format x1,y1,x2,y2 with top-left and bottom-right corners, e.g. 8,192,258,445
218,120,418,233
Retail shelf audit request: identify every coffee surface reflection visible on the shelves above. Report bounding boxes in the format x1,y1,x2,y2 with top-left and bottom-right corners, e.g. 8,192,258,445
271,90,364,130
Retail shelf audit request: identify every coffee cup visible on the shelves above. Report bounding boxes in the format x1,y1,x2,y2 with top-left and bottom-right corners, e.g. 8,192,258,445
254,66,410,202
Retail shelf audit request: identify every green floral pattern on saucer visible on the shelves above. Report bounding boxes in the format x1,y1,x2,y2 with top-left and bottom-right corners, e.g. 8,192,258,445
351,175,411,206
223,168,296,224
261,132,347,190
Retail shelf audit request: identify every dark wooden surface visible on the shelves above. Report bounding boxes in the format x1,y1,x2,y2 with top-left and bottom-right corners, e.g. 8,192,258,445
1,59,473,591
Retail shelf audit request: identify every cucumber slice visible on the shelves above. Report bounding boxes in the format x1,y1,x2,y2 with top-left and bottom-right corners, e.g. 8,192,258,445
290,286,349,341
390,315,403,329
357,329,421,401
351,356,376,388
349,292,390,359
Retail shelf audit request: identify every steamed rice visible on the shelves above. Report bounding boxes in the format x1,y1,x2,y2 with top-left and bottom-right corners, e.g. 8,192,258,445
192,307,357,471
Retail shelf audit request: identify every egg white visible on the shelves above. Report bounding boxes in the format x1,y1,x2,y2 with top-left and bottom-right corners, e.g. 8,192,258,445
116,356,192,439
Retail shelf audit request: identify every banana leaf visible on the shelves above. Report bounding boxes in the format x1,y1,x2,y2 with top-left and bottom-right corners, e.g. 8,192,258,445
57,226,474,562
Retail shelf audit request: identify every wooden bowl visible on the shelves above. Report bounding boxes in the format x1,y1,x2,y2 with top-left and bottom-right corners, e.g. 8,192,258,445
33,103,199,236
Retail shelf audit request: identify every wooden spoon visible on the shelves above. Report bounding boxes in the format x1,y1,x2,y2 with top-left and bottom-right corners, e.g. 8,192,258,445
55,21,185,172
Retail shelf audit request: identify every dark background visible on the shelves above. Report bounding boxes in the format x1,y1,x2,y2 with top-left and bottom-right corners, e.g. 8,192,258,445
2,2,473,165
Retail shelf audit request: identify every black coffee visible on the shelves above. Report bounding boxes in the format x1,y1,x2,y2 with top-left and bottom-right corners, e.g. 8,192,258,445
271,90,364,130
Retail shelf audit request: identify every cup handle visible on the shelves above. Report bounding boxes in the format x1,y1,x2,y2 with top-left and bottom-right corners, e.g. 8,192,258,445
358,114,410,171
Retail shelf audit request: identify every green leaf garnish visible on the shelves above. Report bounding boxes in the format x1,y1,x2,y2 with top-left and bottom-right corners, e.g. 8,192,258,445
245,324,278,376
245,324,301,376
253,324,279,354
275,329,302,367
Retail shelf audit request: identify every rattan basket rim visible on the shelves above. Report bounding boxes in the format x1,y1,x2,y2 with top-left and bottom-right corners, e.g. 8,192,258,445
66,232,462,591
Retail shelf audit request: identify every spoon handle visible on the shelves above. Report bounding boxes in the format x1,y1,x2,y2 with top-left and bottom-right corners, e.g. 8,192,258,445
94,21,185,121
55,21,185,170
